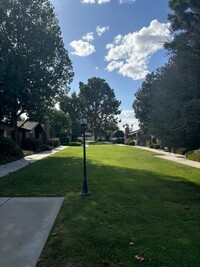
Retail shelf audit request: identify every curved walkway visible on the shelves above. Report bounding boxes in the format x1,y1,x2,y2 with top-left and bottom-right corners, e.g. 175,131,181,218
135,146,200,169
0,146,67,177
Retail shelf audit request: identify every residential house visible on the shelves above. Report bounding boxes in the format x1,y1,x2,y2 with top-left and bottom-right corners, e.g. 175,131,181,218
0,121,14,138
125,127,147,146
17,121,47,144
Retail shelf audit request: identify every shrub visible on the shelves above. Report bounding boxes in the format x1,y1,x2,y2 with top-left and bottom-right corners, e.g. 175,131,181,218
68,142,82,146
40,144,53,151
47,138,60,148
59,133,69,145
153,144,160,149
114,130,124,138
186,149,200,162
59,137,69,145
22,138,43,152
113,138,124,144
125,139,135,146
0,136,23,164
171,147,187,155
146,140,154,148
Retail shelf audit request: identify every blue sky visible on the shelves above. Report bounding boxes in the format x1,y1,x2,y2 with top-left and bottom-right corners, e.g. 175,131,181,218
51,0,172,130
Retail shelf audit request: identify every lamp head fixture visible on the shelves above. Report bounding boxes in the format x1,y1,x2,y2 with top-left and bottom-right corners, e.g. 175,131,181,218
80,113,87,126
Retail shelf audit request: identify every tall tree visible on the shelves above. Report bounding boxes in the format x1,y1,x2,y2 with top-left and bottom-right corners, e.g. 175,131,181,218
79,77,121,141
133,72,157,133
133,0,200,150
48,109,70,138
133,59,200,149
0,0,73,140
59,92,82,139
168,0,200,32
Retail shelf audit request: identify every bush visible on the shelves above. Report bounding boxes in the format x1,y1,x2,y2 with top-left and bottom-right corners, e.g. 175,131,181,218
47,138,60,148
59,133,69,145
146,140,154,148
68,141,82,146
114,130,124,138
125,139,135,146
171,147,187,155
59,137,69,145
186,149,200,162
22,138,43,152
113,138,124,144
40,144,53,151
0,136,23,164
153,144,160,149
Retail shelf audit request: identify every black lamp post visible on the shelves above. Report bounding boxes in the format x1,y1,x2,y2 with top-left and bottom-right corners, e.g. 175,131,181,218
80,114,90,196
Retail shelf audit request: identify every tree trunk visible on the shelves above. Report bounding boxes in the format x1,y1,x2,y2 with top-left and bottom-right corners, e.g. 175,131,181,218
11,112,19,144
94,127,98,141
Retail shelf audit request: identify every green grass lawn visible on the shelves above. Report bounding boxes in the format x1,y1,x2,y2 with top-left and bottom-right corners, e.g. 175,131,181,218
0,145,200,266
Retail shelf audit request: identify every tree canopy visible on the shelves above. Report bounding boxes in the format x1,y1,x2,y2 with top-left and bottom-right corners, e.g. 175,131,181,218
59,92,82,139
133,0,200,150
48,109,70,138
79,77,121,141
60,78,121,141
0,0,73,139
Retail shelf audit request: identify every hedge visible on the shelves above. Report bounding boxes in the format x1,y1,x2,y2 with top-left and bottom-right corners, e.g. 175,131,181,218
186,149,200,162
0,136,23,164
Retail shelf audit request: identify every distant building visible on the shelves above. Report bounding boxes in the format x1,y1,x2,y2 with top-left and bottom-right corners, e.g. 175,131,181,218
124,124,147,146
0,120,50,144
17,121,47,144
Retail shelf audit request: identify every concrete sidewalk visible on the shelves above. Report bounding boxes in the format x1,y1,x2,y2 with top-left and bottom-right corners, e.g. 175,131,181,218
0,146,67,177
0,147,67,266
0,197,64,267
135,146,200,169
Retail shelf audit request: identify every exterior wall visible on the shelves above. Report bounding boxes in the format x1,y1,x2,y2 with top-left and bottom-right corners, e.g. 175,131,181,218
0,129,13,139
0,129,4,137
43,123,50,140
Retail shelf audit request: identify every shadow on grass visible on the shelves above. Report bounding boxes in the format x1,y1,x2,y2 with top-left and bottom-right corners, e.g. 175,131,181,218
28,157,200,267
0,152,200,266
0,153,199,198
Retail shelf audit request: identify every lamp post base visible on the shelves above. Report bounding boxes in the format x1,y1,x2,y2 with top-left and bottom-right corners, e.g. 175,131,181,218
79,191,91,196
80,176,90,196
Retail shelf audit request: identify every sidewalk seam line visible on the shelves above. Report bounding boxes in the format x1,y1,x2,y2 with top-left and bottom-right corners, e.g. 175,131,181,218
0,197,12,208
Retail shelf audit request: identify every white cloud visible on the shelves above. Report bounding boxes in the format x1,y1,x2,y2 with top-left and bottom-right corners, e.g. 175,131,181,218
118,110,139,130
119,0,136,3
96,26,109,36
70,25,109,57
105,20,172,80
70,40,96,56
82,0,111,4
82,32,94,42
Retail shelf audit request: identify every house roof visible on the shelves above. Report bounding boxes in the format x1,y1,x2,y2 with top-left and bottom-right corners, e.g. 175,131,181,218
0,121,14,130
127,129,141,136
17,121,39,131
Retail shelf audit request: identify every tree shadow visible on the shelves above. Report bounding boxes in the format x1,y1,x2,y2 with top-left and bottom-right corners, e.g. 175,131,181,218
1,153,200,266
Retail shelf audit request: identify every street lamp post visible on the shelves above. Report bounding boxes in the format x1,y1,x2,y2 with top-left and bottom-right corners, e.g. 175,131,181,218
80,114,90,196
